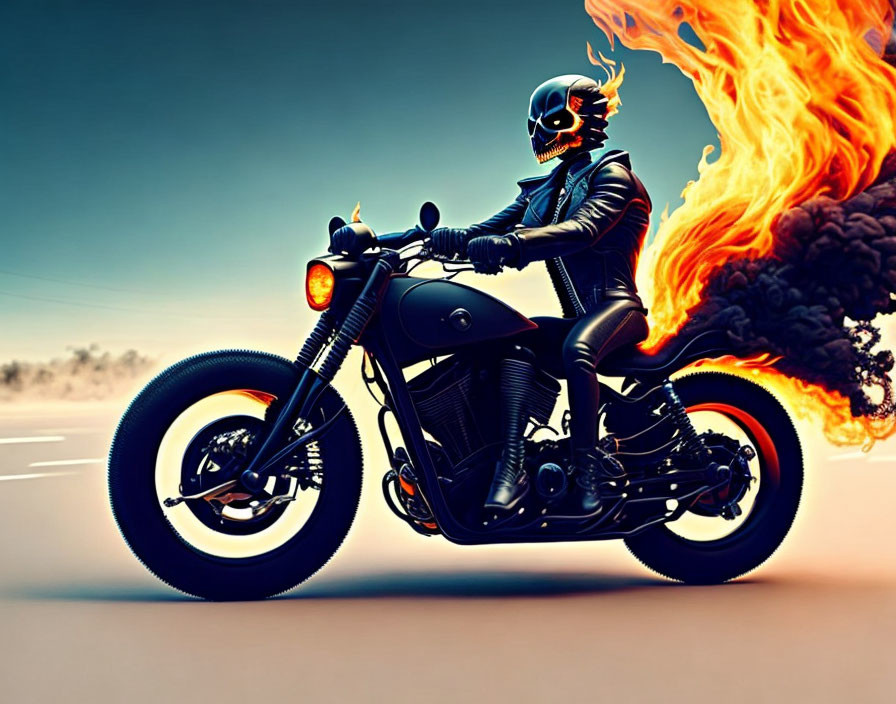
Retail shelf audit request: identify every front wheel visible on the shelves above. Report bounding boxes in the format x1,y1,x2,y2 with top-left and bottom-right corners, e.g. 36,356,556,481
108,350,362,600
624,372,803,584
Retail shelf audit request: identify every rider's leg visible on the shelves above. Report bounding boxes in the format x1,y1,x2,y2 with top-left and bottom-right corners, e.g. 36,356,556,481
563,300,648,513
485,346,536,511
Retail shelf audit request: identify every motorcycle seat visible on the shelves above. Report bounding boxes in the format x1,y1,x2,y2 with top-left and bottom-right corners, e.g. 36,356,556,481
597,329,731,378
512,317,731,380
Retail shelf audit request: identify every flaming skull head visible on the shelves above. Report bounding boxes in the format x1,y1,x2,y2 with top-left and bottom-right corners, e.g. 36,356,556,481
528,74,610,164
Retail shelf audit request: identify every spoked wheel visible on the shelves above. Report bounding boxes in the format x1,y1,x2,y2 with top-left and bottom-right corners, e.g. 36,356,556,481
624,372,803,584
109,351,362,600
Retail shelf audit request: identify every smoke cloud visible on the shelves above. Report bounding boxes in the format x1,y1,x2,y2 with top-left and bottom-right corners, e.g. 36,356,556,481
683,154,896,419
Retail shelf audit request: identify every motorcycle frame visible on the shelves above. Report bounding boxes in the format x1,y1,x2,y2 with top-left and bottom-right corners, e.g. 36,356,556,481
362,322,685,544
240,255,722,545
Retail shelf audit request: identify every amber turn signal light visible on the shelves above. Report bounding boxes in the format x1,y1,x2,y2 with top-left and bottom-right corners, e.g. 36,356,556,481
306,262,335,311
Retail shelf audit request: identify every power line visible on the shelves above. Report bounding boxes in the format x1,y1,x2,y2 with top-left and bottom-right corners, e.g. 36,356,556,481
0,268,149,295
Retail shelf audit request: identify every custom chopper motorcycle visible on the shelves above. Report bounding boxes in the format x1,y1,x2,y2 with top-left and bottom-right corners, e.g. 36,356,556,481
109,203,803,600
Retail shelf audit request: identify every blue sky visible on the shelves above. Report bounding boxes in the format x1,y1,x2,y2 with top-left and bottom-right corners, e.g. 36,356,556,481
0,0,716,360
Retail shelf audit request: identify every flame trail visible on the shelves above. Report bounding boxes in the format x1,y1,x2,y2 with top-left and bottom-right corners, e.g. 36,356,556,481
585,0,896,445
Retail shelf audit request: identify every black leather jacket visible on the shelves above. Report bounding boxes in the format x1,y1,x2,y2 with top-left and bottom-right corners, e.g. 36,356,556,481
458,149,651,317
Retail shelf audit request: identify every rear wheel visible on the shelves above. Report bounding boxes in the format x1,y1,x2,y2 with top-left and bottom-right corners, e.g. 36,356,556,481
624,372,803,584
108,350,362,600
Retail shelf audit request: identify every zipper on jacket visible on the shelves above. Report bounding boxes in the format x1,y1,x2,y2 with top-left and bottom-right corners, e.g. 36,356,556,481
549,184,586,317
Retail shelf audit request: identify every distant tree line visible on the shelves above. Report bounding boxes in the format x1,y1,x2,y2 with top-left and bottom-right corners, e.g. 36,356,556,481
0,346,156,401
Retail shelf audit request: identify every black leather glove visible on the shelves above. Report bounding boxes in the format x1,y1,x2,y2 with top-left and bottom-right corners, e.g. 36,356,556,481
466,235,520,274
429,228,470,259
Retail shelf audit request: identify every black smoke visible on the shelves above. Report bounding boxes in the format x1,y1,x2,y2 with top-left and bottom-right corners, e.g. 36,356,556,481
682,154,896,419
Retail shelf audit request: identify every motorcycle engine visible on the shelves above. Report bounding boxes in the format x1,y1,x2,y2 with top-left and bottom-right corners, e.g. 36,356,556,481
407,354,561,524
408,355,556,464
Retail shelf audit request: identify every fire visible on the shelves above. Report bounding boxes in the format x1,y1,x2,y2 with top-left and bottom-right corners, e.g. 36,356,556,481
584,0,896,345
586,43,625,117
685,355,896,447
585,0,896,445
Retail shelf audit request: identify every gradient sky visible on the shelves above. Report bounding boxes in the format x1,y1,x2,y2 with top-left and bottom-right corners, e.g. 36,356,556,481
0,0,716,360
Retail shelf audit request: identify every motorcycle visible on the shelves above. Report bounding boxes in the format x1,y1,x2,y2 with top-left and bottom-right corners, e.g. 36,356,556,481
108,202,803,600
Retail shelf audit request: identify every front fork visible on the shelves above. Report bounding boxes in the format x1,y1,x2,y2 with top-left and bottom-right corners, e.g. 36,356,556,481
239,258,394,492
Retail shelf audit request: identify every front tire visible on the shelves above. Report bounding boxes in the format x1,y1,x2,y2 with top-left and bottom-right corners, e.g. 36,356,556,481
108,350,362,600
624,372,803,584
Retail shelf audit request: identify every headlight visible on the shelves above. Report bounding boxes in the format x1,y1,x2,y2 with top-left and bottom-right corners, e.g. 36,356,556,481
305,262,335,311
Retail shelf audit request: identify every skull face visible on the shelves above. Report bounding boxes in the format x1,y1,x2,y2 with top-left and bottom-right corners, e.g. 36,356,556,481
528,75,610,164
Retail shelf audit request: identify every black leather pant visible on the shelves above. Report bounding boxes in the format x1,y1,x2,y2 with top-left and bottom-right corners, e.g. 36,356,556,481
522,299,649,456
563,300,648,455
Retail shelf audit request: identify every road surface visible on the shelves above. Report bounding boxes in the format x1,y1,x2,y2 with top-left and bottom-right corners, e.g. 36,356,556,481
0,400,893,703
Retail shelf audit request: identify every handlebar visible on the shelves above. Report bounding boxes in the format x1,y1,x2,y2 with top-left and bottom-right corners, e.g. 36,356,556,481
371,219,502,274
376,229,451,262
414,241,501,274
375,227,428,251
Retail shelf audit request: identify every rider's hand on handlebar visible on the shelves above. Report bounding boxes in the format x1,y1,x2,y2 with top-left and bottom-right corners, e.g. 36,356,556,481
429,228,469,259
467,234,520,275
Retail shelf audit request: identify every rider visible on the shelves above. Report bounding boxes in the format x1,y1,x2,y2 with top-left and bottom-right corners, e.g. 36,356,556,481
429,74,651,514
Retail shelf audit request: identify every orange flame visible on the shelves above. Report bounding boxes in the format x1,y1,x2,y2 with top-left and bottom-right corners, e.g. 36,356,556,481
585,0,896,446
685,355,896,448
587,42,625,117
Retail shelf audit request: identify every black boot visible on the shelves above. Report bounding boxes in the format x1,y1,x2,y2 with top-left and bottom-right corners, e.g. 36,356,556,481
485,354,534,511
485,459,530,510
572,447,626,515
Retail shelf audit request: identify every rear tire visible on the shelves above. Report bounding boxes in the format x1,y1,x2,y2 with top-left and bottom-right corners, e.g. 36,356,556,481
108,350,362,600
624,372,803,584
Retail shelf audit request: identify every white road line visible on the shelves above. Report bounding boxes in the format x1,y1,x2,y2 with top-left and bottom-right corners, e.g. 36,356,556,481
0,471,78,482
0,435,65,445
28,458,104,468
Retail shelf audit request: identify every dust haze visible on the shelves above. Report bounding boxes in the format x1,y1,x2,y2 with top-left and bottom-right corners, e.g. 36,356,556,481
0,346,156,403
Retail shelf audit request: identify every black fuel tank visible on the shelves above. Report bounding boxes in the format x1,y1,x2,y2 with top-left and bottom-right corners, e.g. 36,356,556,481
377,276,537,366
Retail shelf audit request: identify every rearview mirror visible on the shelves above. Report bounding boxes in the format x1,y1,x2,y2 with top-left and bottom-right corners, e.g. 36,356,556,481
419,201,440,232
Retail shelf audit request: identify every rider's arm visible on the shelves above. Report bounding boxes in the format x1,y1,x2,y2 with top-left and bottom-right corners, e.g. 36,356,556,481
432,192,529,256
508,162,650,268
468,193,529,237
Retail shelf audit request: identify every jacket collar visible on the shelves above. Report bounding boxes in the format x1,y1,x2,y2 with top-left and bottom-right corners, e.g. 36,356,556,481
516,148,631,200
557,150,593,179
517,150,596,191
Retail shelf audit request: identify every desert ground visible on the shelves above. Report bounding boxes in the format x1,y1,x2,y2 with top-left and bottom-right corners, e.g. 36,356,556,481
0,396,893,703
